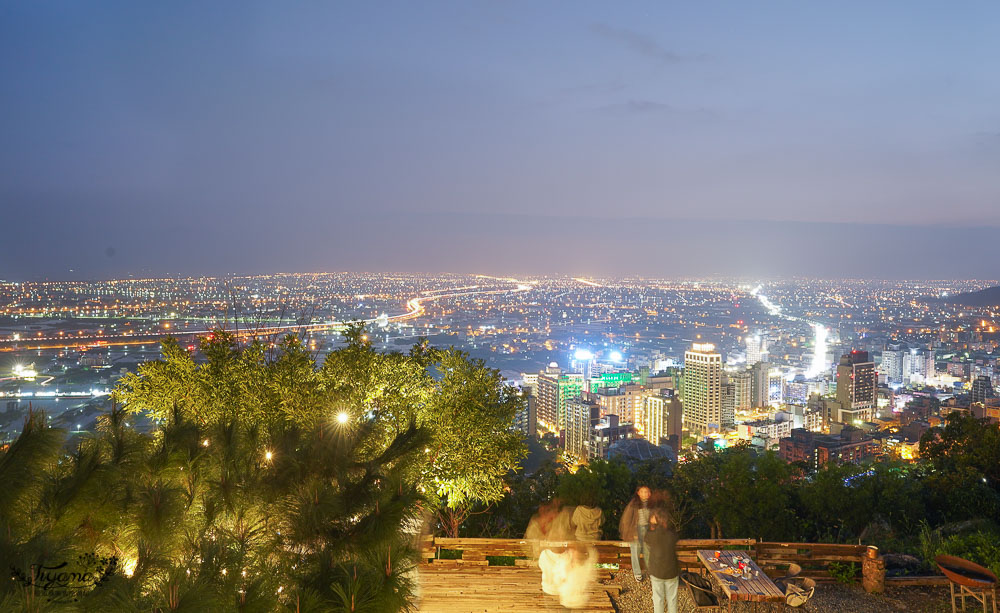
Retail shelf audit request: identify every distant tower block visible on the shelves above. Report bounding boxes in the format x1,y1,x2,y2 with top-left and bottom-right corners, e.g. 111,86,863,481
683,343,724,433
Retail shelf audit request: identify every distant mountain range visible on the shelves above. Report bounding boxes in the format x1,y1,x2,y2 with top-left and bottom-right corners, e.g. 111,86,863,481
941,286,1000,307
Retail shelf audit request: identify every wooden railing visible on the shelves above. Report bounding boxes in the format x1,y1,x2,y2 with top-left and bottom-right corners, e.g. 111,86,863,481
420,537,946,586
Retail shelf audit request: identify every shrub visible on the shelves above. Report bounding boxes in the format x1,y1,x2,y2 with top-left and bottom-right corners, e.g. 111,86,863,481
828,561,860,584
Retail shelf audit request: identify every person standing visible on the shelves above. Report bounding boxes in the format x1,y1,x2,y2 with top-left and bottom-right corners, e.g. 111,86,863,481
645,508,679,613
619,485,652,581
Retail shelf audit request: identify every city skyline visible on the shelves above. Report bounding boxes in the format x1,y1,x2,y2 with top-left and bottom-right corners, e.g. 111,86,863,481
3,2,1000,279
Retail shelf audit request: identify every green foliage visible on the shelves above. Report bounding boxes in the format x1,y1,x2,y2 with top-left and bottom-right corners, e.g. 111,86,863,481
460,457,562,538
920,414,1000,489
555,460,634,536
420,348,526,508
670,446,797,540
920,522,1000,578
468,414,1000,559
0,403,429,611
827,561,860,584
115,325,526,512
0,325,526,611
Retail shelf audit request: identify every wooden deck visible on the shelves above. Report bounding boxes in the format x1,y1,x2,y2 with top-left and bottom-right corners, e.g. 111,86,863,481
415,536,949,612
416,564,617,612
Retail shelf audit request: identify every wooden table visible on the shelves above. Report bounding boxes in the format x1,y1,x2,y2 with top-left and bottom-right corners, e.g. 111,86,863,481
697,550,785,611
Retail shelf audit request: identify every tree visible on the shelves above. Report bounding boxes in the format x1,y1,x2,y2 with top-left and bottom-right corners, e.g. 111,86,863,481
670,445,797,540
117,325,526,536
1,326,526,610
920,414,1000,489
0,402,430,612
420,347,526,535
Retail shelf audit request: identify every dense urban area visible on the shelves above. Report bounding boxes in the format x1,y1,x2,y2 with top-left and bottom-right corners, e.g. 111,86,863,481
3,273,998,461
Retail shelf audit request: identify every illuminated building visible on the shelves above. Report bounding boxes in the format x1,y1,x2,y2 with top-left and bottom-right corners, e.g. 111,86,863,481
746,332,768,366
565,397,599,459
643,390,683,449
779,425,877,467
785,375,809,405
587,383,658,430
731,370,752,412
971,375,995,405
536,364,584,433
683,343,724,433
11,363,38,380
520,373,539,395
513,391,536,438
721,380,735,427
903,347,934,383
881,344,904,385
588,372,634,393
832,350,877,423
737,419,793,446
767,368,784,407
750,361,770,409
589,414,636,459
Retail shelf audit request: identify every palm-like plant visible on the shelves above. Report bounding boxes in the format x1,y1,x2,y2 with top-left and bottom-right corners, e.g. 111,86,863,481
2,334,433,611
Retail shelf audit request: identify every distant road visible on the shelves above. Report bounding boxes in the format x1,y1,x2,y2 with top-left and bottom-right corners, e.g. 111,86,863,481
0,280,532,352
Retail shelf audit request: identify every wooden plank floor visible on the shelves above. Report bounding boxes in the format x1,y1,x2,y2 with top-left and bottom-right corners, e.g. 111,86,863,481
416,565,617,612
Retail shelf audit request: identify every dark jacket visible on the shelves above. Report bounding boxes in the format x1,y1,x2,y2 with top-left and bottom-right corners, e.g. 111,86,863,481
619,498,646,541
643,524,679,580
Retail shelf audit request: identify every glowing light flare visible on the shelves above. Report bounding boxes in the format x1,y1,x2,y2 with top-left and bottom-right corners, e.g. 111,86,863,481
574,348,594,361
123,557,138,577
336,412,349,424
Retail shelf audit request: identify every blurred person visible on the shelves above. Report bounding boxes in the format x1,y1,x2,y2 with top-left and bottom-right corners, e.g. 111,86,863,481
619,485,652,581
570,490,602,541
528,499,577,597
645,508,679,613
525,499,561,558
555,543,598,609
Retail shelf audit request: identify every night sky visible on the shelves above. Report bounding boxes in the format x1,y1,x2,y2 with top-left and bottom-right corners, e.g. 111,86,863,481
1,2,998,280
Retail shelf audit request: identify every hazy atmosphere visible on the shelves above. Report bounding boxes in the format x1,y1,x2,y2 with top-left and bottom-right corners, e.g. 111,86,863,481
2,1,998,279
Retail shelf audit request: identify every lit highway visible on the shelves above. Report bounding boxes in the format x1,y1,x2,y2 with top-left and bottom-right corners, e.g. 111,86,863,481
0,280,532,352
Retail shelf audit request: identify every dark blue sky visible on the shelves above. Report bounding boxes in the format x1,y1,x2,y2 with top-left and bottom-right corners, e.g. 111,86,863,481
1,1,998,280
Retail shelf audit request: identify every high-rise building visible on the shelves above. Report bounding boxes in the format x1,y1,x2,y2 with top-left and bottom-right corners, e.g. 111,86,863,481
520,373,539,395
833,351,877,423
881,344,904,386
746,332,768,366
565,396,600,459
731,370,753,412
513,390,537,438
767,368,785,407
971,375,995,405
536,364,585,434
721,380,736,428
750,361,770,409
683,343,723,433
643,390,683,449
587,383,660,431
903,347,935,382
786,374,809,406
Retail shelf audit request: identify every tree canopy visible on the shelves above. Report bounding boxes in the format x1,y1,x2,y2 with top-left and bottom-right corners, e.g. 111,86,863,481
0,326,526,610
